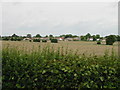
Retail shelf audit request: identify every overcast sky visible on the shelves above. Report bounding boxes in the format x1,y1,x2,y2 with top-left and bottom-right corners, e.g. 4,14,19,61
2,2,118,36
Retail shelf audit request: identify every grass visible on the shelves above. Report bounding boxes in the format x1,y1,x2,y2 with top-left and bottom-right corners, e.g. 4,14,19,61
2,41,118,56
2,41,120,88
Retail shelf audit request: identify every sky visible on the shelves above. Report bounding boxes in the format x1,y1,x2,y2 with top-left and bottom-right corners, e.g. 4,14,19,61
1,1,118,37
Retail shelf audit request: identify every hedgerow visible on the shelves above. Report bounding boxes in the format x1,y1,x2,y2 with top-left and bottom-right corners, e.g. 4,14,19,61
2,45,120,89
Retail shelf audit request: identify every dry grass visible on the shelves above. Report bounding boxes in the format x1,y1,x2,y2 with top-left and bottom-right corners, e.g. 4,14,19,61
1,41,118,56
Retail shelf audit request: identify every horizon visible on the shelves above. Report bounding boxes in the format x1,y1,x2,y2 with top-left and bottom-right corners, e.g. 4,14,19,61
1,33,119,37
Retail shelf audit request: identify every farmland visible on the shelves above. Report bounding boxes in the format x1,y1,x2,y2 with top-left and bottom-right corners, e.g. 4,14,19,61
1,41,120,88
2,41,118,56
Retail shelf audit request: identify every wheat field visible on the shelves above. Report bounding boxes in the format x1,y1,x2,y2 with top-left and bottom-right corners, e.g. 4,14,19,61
1,41,118,56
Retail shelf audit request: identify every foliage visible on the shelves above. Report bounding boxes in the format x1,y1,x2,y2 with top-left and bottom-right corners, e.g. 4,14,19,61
96,34,100,39
92,35,96,41
11,37,23,41
27,34,32,38
81,36,87,41
29,40,32,42
2,45,120,89
33,39,41,42
51,39,58,43
97,41,101,44
2,37,10,41
42,40,47,42
106,35,116,45
116,35,120,41
12,34,18,37
35,34,41,38
86,33,91,39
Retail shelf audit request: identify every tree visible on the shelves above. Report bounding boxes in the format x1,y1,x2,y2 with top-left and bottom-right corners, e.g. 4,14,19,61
12,34,18,37
65,34,73,38
92,35,96,41
49,35,53,38
27,34,32,38
49,35,54,40
106,35,116,45
51,39,58,43
35,34,41,38
86,33,91,40
60,35,66,37
80,36,86,41
116,35,120,41
45,35,48,37
97,40,101,44
96,34,100,39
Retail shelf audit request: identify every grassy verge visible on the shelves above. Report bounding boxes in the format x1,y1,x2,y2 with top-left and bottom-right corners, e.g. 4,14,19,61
2,45,120,88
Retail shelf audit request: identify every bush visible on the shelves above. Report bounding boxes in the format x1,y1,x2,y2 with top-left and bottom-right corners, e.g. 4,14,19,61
97,41,101,44
42,40,47,42
2,37,10,41
51,39,58,43
29,40,32,42
33,39,40,42
106,35,116,45
2,46,120,89
11,37,23,41
73,39,79,41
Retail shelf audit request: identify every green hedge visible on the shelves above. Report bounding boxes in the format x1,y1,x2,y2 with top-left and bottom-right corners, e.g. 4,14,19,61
51,39,58,43
33,39,41,42
106,35,116,45
42,40,47,42
2,46,120,89
97,41,101,44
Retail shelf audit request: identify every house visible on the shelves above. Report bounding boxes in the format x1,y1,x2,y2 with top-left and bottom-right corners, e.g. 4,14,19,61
102,39,106,42
73,37,81,41
65,38,73,41
23,38,31,41
87,38,93,41
96,39,100,41
40,37,49,40
55,37,64,41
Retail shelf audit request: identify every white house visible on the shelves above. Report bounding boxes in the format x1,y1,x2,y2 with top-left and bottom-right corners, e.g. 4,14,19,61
73,37,81,41
65,38,73,41
89,38,93,41
96,39,100,41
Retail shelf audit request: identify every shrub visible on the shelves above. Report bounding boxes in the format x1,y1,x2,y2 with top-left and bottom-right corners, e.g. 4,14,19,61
2,46,120,89
106,35,116,45
33,39,40,42
73,39,79,41
97,41,101,44
29,40,32,42
10,37,23,41
42,40,47,42
51,39,58,43
2,37,10,41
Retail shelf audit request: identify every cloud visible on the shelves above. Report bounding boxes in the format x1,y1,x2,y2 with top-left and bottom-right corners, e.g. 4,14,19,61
2,2,118,36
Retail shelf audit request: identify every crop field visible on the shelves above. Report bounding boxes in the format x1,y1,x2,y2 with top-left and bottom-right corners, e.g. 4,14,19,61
2,41,118,56
1,41,120,88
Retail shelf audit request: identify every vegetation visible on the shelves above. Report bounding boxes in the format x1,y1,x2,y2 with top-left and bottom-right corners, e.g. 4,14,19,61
1,33,120,45
51,39,58,43
42,40,47,42
27,34,32,38
97,41,101,44
35,34,41,38
2,45,120,89
33,39,41,42
106,35,116,45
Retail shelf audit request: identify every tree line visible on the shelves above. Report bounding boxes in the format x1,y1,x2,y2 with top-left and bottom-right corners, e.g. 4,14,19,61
0,33,120,45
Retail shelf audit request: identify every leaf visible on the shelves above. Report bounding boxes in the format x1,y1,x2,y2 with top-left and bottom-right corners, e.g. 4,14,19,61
100,77,104,81
42,70,46,74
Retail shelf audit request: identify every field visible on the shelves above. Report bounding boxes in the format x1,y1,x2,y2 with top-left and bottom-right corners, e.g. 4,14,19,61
1,41,120,88
2,41,118,56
